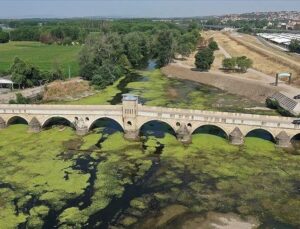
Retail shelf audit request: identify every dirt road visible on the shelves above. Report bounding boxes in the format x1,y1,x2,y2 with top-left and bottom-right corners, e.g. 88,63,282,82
0,86,44,103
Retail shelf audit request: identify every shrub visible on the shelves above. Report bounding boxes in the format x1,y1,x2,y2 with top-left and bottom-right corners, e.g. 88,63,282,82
0,31,9,43
208,40,219,51
195,47,215,71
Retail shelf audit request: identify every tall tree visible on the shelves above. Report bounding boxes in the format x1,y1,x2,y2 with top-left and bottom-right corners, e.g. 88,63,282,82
155,30,176,67
195,48,215,71
79,33,126,88
123,32,151,68
0,31,9,43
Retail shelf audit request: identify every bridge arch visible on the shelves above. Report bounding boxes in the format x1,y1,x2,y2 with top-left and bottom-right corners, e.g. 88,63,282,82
192,124,229,139
138,120,176,138
245,128,275,142
290,133,300,147
7,116,29,126
42,116,74,129
88,117,124,133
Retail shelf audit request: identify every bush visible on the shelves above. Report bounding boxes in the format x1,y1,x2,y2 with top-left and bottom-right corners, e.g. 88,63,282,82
236,56,253,72
208,40,219,51
0,31,9,43
195,47,215,71
222,58,236,70
289,39,300,54
9,93,30,104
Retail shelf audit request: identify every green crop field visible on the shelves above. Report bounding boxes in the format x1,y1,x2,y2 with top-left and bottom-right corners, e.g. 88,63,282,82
0,41,81,76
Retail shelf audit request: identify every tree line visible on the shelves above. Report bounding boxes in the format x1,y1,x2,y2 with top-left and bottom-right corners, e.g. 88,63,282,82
79,22,200,89
0,19,200,46
10,57,64,89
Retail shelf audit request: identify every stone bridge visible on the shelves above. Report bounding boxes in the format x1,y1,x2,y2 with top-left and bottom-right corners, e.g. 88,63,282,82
0,95,300,148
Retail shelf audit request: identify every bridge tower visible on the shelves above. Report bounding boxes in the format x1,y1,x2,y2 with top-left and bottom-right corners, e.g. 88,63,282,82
122,94,139,140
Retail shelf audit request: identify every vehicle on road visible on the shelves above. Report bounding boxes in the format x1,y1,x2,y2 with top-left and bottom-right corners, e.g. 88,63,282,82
292,119,300,124
293,94,300,99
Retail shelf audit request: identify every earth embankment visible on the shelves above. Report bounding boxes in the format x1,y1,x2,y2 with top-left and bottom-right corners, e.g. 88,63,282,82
162,65,278,103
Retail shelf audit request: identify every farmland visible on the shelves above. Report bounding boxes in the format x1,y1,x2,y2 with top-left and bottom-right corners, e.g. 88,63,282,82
0,41,81,76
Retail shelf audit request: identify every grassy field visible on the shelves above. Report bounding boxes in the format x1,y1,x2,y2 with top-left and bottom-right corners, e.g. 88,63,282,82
0,41,81,76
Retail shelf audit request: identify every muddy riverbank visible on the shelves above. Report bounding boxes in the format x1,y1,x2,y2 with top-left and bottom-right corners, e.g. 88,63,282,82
162,64,277,103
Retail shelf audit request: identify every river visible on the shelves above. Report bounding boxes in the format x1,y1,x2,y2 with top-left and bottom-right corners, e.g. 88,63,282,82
0,66,299,228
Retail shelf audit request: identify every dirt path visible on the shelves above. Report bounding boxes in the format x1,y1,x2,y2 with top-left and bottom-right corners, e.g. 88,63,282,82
207,31,300,85
216,43,300,97
0,86,44,103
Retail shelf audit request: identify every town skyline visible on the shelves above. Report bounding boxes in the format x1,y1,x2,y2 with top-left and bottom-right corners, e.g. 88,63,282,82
1,0,300,19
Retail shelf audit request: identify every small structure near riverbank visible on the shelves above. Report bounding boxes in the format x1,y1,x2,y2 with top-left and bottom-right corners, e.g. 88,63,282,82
0,77,14,92
268,92,300,116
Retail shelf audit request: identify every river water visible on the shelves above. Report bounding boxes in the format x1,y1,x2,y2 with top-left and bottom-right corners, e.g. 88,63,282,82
0,65,299,228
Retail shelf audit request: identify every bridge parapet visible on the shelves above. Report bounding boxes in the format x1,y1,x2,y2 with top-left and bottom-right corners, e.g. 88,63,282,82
0,101,300,148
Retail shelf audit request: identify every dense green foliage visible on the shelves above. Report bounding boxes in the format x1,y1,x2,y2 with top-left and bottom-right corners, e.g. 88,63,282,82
79,21,200,88
222,56,253,72
1,19,200,89
0,30,9,43
10,27,40,41
236,56,253,72
195,47,215,71
208,39,219,51
10,57,64,88
289,39,300,53
222,57,236,70
123,32,151,68
154,30,176,67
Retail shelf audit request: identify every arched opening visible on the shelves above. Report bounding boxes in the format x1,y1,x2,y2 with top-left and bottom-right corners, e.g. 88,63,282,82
89,118,123,135
42,117,74,129
7,116,28,126
290,133,300,148
245,129,275,143
139,120,176,138
192,125,228,139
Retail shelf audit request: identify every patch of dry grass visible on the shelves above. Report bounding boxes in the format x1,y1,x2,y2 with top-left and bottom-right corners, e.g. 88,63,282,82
210,31,300,83
43,78,92,101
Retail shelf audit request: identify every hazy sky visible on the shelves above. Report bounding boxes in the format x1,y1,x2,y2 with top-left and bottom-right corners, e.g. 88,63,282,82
1,0,299,19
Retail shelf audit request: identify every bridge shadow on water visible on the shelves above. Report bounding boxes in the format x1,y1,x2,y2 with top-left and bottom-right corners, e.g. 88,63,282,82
192,125,228,139
245,129,275,143
90,118,124,147
139,121,176,139
43,117,75,130
7,116,28,125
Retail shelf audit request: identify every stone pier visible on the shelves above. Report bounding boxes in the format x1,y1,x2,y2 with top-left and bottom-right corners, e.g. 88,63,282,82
0,94,300,148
